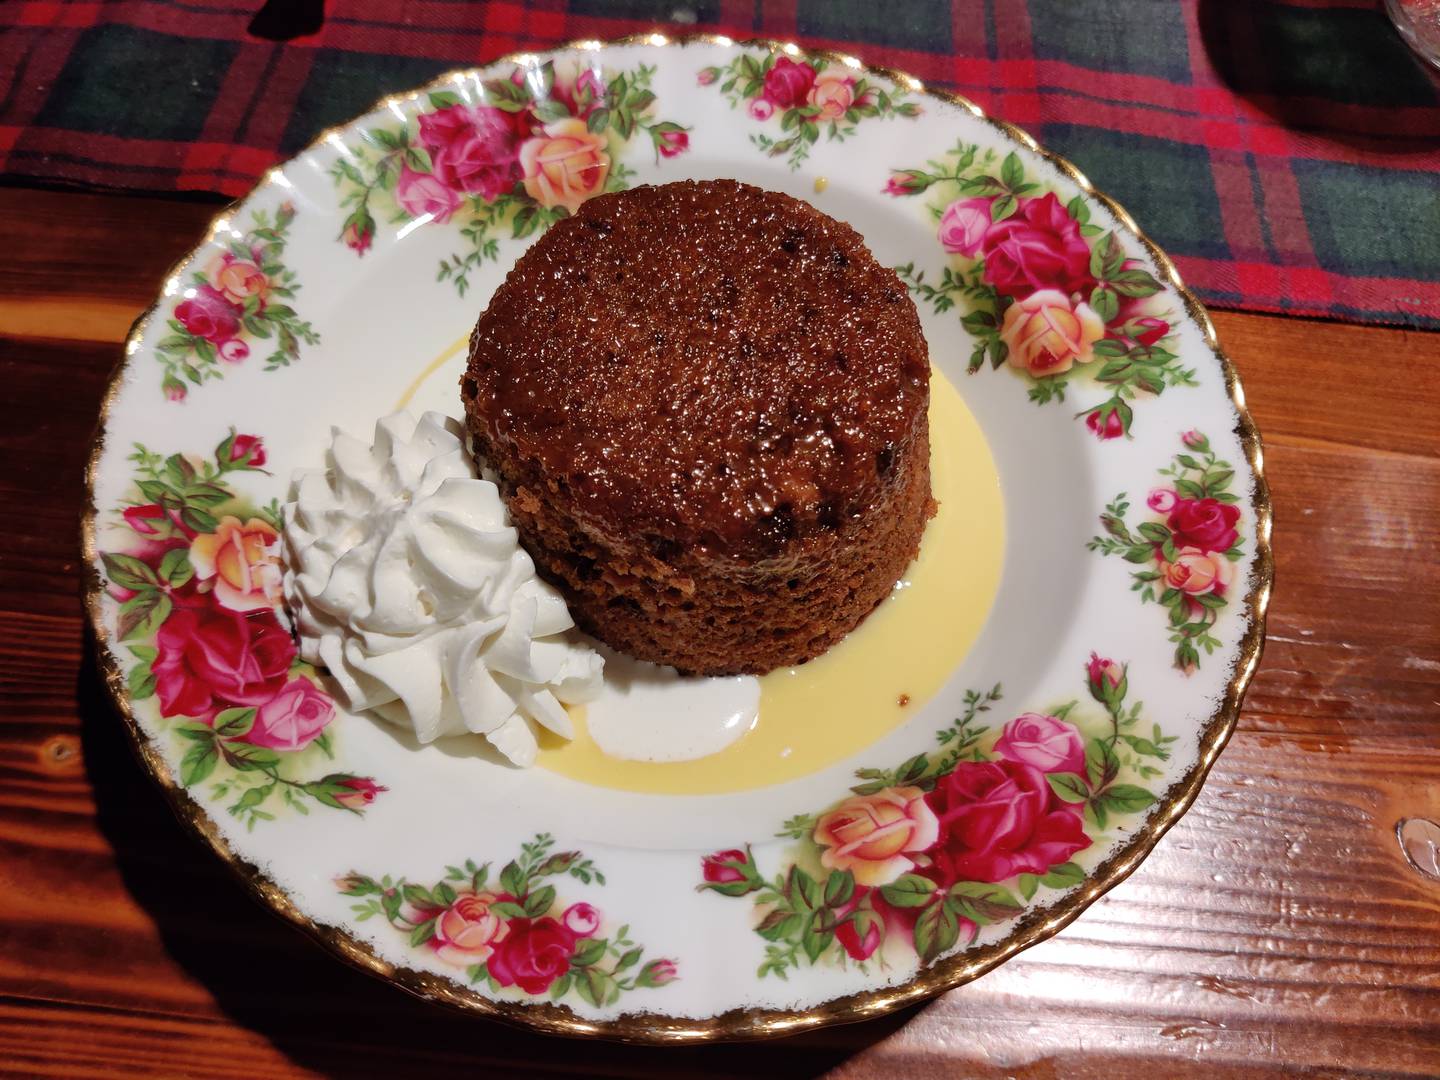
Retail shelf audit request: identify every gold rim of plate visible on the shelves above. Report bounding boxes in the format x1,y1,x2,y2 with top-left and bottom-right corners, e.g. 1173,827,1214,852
79,32,1274,1044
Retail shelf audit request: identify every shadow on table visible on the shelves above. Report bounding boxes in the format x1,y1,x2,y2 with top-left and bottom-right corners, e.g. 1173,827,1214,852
1195,0,1438,154
77,642,921,1076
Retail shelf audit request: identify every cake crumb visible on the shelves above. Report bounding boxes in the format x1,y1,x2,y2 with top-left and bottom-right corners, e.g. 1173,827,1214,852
814,176,829,193
897,693,911,707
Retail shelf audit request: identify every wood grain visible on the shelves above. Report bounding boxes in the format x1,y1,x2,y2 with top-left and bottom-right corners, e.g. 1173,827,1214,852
2,184,1438,1079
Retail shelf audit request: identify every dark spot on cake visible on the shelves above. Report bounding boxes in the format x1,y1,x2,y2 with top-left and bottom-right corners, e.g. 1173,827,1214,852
779,227,803,254
462,377,477,400
876,445,895,476
830,249,849,268
834,351,849,372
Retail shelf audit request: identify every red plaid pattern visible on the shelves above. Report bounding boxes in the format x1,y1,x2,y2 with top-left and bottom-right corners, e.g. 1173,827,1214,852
3,0,1437,326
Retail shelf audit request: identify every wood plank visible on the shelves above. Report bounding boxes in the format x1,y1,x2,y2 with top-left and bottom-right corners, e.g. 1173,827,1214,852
1211,310,1440,461
2,182,1438,1077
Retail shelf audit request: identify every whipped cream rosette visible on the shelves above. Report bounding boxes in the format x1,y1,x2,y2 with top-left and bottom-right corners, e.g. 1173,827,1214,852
282,411,603,766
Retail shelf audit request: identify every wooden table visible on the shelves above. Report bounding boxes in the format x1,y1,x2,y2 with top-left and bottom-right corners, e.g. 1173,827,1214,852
2,183,1437,1078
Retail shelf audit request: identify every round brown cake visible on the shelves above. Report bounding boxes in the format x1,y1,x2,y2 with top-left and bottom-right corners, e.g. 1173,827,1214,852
461,179,934,676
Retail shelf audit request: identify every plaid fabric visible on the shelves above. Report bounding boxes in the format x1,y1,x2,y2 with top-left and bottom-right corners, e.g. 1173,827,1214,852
3,0,1438,327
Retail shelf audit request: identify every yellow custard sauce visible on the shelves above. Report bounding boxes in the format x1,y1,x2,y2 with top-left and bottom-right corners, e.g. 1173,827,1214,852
399,345,1003,796
539,369,1002,794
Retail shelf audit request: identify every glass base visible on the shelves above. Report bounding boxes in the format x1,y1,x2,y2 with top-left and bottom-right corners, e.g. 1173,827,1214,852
1387,0,1440,73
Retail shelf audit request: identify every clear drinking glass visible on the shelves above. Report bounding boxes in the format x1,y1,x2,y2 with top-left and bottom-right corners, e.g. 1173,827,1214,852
1387,0,1440,72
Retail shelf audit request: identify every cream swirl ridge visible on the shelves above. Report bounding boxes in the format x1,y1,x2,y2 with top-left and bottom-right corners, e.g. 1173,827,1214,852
282,411,602,766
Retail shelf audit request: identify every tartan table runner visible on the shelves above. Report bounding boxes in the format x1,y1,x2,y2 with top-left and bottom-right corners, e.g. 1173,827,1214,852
4,0,1438,327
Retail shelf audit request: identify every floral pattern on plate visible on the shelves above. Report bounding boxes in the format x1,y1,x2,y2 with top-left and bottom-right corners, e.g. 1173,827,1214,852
339,833,678,1005
888,142,1193,436
1087,430,1246,672
700,661,1174,976
83,40,1268,1034
697,52,919,169
156,202,320,402
100,431,384,826
331,59,689,296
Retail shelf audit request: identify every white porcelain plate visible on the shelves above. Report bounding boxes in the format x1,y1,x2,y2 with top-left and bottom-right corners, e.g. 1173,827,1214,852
83,36,1271,1041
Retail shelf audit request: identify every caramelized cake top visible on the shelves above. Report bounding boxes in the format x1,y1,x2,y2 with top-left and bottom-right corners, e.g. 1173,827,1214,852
464,179,930,558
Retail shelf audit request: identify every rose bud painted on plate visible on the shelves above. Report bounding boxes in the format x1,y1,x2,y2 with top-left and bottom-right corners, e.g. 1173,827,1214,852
1084,404,1128,440
562,902,600,937
333,777,387,810
1147,488,1178,513
699,848,763,897
1087,653,1127,709
635,958,679,987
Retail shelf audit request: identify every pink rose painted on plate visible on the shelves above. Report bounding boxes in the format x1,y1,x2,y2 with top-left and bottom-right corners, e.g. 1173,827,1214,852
247,677,335,751
762,56,816,108
339,835,677,1005
396,165,464,223
1089,430,1246,671
417,103,523,201
331,60,689,297
1167,497,1241,553
698,49,919,169
886,142,1187,432
926,760,1091,884
156,203,319,399
982,193,1095,299
703,674,1172,975
152,598,294,720
937,197,993,257
993,713,1086,776
174,285,241,345
101,432,382,825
